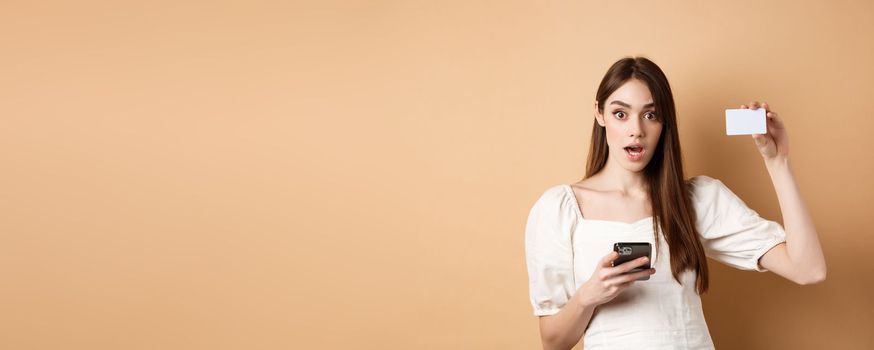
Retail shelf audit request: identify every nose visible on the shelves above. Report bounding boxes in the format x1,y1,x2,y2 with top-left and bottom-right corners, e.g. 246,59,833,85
627,115,645,138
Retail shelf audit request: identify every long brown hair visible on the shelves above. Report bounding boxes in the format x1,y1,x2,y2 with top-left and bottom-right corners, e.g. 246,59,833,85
584,56,709,294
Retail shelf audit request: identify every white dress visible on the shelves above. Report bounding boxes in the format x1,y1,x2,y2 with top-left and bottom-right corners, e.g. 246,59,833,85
524,175,787,349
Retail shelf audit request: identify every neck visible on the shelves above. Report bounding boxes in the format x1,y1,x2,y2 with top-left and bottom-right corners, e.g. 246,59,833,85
596,154,649,197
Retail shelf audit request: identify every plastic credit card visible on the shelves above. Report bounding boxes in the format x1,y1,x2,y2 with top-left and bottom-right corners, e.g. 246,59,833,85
725,108,766,135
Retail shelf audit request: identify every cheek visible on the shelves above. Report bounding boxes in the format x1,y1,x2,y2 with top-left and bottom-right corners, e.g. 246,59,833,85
652,124,664,139
649,125,664,148
606,124,624,140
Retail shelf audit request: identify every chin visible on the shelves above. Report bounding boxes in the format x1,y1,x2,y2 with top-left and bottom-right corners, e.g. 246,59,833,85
611,151,652,171
621,159,651,172
624,165,648,173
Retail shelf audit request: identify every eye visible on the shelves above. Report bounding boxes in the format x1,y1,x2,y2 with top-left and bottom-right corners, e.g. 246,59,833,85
612,111,626,119
644,111,657,120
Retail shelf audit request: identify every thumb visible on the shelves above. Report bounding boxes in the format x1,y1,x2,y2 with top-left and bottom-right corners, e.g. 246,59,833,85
752,134,768,146
601,251,619,268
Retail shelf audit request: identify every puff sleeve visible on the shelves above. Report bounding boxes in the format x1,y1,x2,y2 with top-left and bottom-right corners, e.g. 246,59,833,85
691,175,787,272
524,185,578,316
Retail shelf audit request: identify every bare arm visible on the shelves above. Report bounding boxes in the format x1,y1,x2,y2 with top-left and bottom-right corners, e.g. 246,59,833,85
758,157,827,284
743,101,826,284
538,291,595,350
538,252,655,349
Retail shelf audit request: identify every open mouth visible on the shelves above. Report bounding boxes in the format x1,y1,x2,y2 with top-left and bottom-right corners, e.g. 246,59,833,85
624,145,645,160
624,146,644,156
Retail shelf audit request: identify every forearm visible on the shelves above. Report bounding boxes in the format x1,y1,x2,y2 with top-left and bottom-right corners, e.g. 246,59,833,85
765,157,827,281
540,290,596,350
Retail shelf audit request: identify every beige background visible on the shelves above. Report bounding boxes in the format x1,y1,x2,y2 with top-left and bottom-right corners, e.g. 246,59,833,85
2,0,873,349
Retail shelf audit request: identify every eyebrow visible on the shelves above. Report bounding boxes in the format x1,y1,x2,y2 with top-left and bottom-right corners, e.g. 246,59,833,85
609,100,655,109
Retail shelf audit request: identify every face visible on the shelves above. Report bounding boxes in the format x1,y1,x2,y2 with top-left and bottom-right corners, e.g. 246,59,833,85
594,78,664,172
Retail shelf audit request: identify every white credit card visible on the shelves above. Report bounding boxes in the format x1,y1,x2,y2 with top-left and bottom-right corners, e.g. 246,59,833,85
725,108,766,135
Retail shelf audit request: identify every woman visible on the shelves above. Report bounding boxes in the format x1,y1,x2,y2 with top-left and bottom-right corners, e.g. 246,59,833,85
524,56,826,349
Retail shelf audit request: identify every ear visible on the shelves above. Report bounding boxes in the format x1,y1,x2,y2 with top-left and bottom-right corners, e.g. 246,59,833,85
593,101,605,127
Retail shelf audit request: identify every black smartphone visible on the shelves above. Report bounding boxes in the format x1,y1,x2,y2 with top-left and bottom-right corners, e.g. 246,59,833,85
612,242,652,281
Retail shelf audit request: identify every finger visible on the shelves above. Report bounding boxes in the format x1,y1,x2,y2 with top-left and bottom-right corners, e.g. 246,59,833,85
612,268,656,284
615,280,635,289
600,251,619,268
767,111,785,129
762,101,770,112
750,101,760,110
740,104,748,109
631,268,657,281
612,256,651,274
752,134,768,146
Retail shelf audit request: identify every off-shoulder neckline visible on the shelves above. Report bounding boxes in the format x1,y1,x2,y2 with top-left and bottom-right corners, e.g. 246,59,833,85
562,184,654,226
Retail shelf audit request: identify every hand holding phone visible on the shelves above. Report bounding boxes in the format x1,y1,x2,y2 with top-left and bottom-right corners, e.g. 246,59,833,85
613,242,653,281
575,247,656,307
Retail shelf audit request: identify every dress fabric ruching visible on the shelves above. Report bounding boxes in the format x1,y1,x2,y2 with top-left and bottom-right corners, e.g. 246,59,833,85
524,175,787,349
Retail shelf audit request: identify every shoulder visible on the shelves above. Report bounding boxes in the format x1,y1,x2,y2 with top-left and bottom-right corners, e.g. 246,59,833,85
687,175,749,214
526,184,578,244
687,175,728,199
687,174,722,188
527,184,577,225
536,184,570,201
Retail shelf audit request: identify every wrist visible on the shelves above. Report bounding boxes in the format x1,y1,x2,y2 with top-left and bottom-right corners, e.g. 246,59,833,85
764,156,790,171
574,291,597,309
